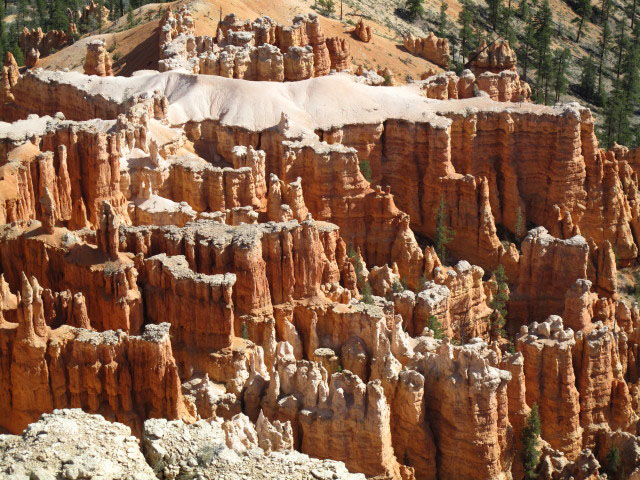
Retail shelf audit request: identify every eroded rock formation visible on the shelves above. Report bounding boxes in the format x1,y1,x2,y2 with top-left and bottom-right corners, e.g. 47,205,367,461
2,16,640,480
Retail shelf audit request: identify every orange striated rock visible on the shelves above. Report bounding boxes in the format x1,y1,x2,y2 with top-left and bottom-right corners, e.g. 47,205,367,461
517,316,583,458
326,36,350,72
142,254,236,371
468,40,518,75
84,39,113,77
511,228,589,326
262,342,403,479
353,18,372,43
0,222,143,334
475,70,532,102
19,27,72,67
574,322,637,437
0,273,191,435
403,32,449,68
283,46,315,80
419,339,513,479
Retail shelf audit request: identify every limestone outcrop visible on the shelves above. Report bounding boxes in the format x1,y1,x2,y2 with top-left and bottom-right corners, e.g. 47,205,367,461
159,8,350,80
403,32,450,68
353,18,372,43
468,40,519,75
19,27,73,68
84,39,113,76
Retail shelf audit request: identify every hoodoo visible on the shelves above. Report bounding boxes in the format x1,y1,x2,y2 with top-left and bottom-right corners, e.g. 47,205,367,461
2,0,640,479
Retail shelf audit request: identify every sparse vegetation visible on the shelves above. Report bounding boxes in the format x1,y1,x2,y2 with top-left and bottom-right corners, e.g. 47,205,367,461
359,159,372,182
361,281,374,304
434,197,455,264
490,264,509,340
241,321,249,340
427,314,446,339
603,445,623,480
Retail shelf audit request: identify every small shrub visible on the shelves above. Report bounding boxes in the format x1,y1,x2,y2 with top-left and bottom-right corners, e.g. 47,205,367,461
241,321,249,340
361,281,374,304
359,159,372,182
427,314,445,339
391,279,405,293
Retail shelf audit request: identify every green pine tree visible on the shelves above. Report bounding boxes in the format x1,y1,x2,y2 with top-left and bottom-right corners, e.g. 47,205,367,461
515,206,525,240
579,55,598,102
490,265,509,339
435,197,455,264
522,404,541,480
427,315,446,339
603,446,622,480
552,48,570,103
458,0,475,62
532,0,554,104
597,0,612,94
571,0,592,43
486,0,502,31
405,0,424,21
499,4,517,47
361,282,374,304
438,0,449,38
518,0,535,81
127,5,135,26
359,159,372,182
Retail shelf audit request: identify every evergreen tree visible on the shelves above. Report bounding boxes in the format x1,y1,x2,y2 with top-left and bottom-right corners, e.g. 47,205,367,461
435,197,455,264
603,446,622,480
427,315,446,339
603,24,640,147
438,0,449,38
532,0,554,103
515,206,525,240
571,0,592,42
597,0,612,93
552,48,570,103
16,0,29,29
0,0,5,41
359,159,372,182
499,4,517,47
522,404,541,480
518,0,535,80
490,265,509,339
405,0,424,21
486,0,502,30
614,15,628,79
127,5,135,26
49,0,69,31
361,282,374,304
35,0,48,30
579,55,598,101
458,0,475,61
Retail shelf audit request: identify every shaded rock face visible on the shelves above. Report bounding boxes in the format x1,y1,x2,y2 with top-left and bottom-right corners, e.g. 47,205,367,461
159,7,350,80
